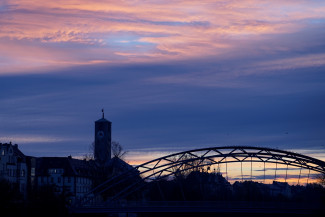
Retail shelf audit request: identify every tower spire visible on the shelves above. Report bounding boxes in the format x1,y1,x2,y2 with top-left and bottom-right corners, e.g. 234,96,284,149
102,108,104,118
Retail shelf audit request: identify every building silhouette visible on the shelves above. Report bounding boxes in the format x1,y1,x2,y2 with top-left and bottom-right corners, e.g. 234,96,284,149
34,156,94,203
0,142,27,198
94,110,112,165
0,112,130,203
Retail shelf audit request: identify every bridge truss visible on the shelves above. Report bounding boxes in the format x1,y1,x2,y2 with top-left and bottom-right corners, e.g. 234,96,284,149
80,146,325,206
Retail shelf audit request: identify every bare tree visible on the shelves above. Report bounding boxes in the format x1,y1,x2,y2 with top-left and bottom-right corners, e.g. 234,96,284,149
317,173,325,186
111,141,127,159
83,142,95,161
170,153,202,178
83,140,127,160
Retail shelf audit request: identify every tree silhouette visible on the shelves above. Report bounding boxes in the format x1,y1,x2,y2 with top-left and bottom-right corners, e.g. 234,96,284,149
83,141,95,161
317,173,325,186
111,141,127,159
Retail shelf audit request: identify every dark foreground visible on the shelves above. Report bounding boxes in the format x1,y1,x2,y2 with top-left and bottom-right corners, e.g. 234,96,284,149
70,201,324,217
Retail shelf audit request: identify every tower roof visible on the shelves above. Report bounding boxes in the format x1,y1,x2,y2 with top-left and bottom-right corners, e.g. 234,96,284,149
95,117,111,123
95,108,111,123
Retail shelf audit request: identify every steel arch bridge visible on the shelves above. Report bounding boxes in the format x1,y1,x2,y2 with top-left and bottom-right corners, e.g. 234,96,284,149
79,146,325,206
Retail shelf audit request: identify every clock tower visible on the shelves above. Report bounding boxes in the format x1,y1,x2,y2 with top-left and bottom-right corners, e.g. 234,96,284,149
94,109,112,165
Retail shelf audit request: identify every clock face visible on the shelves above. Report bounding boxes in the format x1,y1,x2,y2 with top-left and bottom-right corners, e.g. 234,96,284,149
97,130,104,138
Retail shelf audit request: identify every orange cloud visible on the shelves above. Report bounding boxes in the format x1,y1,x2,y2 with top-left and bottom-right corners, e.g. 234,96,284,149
1,0,325,74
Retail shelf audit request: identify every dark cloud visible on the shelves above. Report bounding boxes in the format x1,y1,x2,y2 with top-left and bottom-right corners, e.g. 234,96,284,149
1,21,325,159
231,173,318,181
1,57,325,159
254,168,302,172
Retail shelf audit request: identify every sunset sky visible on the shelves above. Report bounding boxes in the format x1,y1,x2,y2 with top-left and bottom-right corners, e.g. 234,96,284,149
1,0,325,171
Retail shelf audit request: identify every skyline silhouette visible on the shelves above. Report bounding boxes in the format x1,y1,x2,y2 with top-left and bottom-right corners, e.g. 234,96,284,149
0,1,324,167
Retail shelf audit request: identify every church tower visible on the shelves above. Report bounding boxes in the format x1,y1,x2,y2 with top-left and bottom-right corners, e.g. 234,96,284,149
94,109,112,165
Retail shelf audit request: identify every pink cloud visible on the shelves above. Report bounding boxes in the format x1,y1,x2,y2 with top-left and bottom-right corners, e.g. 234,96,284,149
1,0,325,74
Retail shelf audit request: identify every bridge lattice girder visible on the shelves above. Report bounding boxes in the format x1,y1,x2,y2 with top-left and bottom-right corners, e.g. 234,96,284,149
81,146,325,205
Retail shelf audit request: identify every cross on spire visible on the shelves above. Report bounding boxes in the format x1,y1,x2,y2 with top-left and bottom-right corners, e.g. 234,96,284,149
102,108,104,118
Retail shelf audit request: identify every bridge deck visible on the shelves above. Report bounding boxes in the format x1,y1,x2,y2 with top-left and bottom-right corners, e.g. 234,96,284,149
70,201,324,214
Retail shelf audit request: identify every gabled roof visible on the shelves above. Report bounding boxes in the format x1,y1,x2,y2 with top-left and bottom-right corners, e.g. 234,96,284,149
106,156,134,171
0,143,26,162
13,144,26,159
36,157,93,177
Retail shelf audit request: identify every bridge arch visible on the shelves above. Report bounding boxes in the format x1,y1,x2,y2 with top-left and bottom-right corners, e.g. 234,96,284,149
81,146,325,205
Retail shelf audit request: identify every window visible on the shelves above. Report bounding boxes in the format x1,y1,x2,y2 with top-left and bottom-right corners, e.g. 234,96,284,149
68,177,71,183
1,150,4,155
51,177,54,183
31,168,35,176
58,177,61,183
21,170,25,177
